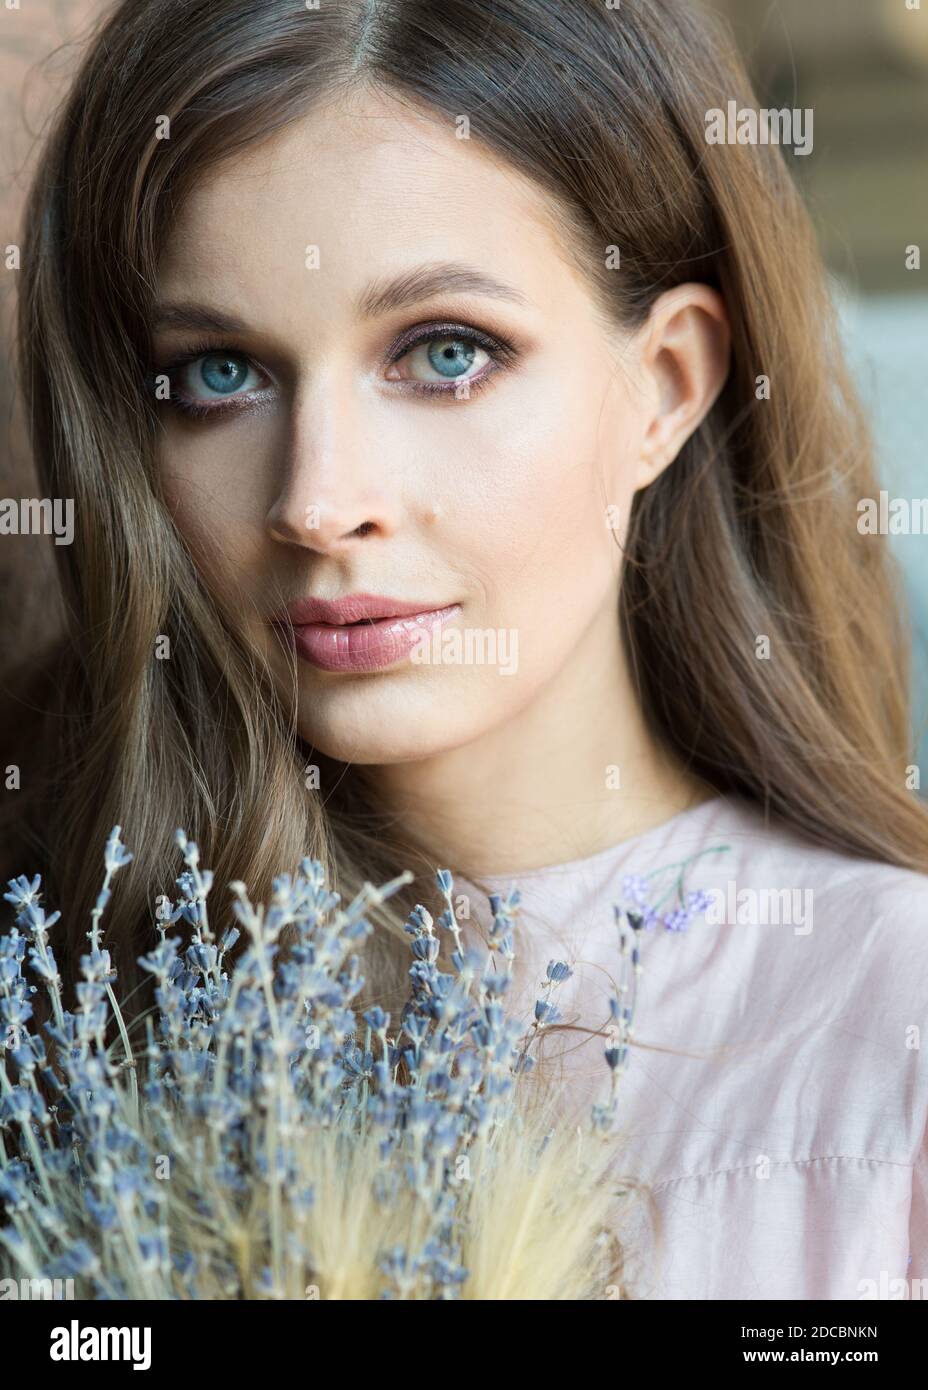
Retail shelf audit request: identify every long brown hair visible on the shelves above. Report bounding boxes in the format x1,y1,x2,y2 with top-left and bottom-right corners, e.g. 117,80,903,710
4,0,927,1049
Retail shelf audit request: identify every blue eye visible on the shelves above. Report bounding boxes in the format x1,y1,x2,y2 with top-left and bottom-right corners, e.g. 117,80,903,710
198,353,251,395
387,327,510,393
183,351,263,402
152,345,271,419
426,338,477,379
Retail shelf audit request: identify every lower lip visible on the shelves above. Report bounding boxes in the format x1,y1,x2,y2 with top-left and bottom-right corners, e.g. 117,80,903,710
282,603,463,673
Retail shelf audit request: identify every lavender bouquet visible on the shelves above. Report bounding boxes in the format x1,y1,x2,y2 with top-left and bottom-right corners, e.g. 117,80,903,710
0,826,686,1300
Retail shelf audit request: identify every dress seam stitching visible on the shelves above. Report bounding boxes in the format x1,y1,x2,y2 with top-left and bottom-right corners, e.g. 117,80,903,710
648,1152,915,1192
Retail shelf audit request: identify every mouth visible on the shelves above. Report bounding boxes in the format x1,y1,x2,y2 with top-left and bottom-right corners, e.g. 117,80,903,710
317,616,389,627
274,602,463,673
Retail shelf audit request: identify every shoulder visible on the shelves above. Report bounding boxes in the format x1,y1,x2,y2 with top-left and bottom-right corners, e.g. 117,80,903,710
695,793,928,932
688,794,928,1068
670,796,928,1165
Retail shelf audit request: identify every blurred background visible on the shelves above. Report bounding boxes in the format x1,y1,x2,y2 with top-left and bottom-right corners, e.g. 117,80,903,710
715,0,928,764
1,0,927,759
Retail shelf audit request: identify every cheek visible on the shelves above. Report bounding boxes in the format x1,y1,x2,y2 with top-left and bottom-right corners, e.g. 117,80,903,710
434,382,635,632
157,439,268,597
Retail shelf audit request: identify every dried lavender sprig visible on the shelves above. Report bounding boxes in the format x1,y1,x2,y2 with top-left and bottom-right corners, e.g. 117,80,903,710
2,826,647,1299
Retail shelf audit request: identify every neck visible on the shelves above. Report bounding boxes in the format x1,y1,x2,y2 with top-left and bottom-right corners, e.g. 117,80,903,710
366,602,715,879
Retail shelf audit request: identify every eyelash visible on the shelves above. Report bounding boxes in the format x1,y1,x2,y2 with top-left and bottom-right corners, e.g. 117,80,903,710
149,322,519,420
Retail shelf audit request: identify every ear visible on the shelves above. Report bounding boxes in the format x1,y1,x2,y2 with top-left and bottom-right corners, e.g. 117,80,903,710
632,284,731,491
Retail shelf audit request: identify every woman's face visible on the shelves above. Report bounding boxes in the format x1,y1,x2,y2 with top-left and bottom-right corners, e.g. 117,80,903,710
153,85,719,767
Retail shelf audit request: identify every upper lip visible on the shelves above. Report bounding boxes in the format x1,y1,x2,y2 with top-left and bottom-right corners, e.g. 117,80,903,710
273,592,456,626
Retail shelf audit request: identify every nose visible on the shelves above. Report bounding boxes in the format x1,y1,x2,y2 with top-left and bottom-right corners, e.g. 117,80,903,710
264,376,402,555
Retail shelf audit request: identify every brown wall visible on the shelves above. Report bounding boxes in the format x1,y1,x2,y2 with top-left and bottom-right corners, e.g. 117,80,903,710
1,2,105,653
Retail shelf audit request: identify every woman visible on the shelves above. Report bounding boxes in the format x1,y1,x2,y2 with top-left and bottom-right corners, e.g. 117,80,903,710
2,0,927,1299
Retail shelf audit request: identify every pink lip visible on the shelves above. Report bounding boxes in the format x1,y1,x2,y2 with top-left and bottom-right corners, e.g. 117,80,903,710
276,592,456,626
271,592,463,673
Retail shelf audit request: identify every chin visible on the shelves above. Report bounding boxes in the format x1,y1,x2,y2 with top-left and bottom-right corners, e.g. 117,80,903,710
295,685,492,765
298,724,455,765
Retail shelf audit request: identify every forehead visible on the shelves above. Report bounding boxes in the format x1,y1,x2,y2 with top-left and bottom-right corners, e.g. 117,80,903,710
156,86,586,315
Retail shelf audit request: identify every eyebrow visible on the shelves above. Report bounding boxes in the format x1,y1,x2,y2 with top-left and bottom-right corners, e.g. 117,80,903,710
355,261,530,317
151,261,530,336
151,303,249,334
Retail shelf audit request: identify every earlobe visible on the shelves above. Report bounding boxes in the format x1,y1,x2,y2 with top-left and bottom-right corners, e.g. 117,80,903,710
633,284,731,490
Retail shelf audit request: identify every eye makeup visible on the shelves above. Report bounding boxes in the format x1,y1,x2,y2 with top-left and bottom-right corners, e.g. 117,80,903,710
148,317,522,419
145,339,276,421
382,320,520,398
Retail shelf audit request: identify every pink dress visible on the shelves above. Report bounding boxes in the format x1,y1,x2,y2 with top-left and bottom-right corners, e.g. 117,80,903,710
458,793,928,1300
